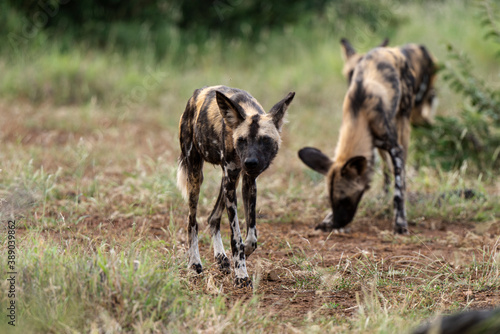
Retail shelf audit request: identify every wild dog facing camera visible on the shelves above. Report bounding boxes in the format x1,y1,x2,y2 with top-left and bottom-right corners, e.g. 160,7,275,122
177,85,294,286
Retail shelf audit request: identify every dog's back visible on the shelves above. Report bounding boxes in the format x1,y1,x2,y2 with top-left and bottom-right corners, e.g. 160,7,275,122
341,40,439,126
346,46,410,117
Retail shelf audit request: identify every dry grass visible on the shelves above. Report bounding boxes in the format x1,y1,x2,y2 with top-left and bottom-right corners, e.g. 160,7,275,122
0,98,499,333
0,2,500,333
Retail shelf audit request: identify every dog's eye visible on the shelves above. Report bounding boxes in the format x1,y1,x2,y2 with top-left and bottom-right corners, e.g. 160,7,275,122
260,136,273,145
237,138,247,147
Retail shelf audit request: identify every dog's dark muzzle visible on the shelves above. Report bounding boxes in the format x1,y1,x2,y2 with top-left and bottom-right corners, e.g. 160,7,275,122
244,157,258,169
243,157,264,176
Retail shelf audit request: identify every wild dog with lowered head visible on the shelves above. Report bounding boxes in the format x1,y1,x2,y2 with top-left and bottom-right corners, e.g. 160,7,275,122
178,85,294,286
299,41,438,234
339,38,439,198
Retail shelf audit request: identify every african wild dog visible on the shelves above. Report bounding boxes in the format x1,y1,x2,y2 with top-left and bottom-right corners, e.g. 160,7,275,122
177,85,294,286
340,38,439,196
299,39,439,234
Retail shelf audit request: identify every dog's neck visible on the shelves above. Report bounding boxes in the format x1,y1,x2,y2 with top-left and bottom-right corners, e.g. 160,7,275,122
333,111,374,168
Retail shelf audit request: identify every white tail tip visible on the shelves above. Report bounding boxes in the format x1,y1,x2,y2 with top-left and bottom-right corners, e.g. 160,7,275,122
177,162,189,201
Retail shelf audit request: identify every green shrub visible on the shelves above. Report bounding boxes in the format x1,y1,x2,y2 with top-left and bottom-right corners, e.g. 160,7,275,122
413,0,500,172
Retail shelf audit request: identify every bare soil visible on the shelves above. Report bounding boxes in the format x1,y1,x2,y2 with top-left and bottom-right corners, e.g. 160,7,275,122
25,212,500,325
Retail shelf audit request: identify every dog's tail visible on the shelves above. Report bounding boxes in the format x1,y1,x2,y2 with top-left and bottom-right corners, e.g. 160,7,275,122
177,158,189,202
177,97,197,202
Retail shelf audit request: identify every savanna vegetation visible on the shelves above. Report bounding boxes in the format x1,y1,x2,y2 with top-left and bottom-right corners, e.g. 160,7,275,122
0,0,499,333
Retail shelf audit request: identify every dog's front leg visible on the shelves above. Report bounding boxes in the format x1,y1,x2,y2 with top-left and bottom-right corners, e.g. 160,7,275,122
242,174,257,257
223,166,251,287
209,177,230,274
389,146,409,234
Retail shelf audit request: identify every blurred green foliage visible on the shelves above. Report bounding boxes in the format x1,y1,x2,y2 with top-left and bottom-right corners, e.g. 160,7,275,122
413,0,500,172
1,0,400,58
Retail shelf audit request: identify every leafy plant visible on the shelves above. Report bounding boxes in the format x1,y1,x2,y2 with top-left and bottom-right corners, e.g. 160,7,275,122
413,0,500,171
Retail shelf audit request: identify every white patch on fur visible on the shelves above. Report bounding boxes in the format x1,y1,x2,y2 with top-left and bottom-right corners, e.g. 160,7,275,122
322,212,333,224
245,227,257,245
213,230,226,258
226,205,249,279
235,260,249,280
226,162,238,171
395,175,402,186
396,214,406,226
188,227,201,268
244,227,257,256
177,162,189,201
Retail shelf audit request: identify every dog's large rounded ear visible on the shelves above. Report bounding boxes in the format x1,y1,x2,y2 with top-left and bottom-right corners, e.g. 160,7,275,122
216,91,246,129
340,38,356,61
269,92,295,132
341,156,367,179
298,147,333,175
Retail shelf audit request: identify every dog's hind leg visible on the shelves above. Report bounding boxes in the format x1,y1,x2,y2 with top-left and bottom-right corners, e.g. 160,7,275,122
391,116,411,234
178,99,205,273
373,127,409,234
208,175,230,274
185,154,204,273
